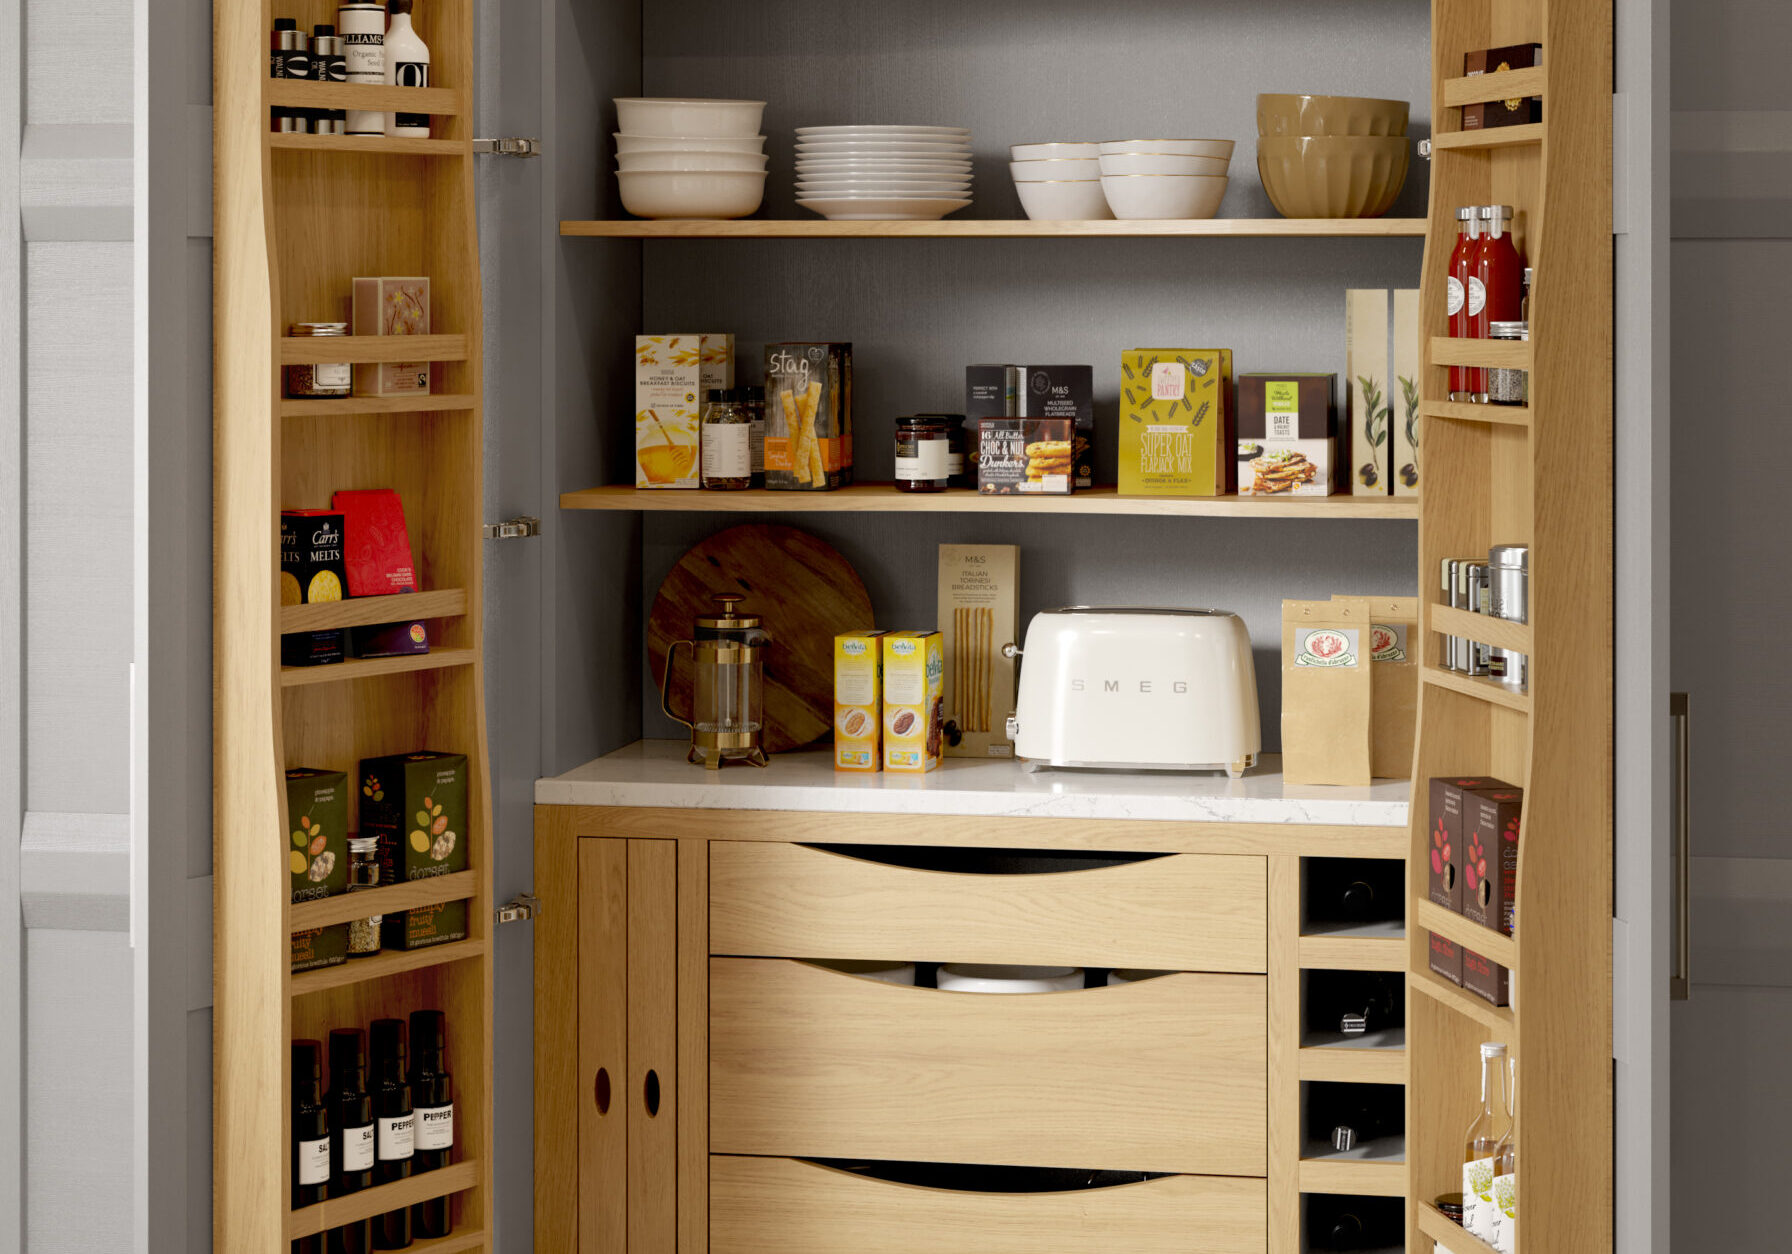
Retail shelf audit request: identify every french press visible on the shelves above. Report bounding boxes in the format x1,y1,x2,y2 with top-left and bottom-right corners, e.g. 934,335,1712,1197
659,593,770,769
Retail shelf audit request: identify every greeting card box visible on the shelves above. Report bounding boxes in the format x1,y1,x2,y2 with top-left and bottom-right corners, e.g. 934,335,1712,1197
351,276,431,397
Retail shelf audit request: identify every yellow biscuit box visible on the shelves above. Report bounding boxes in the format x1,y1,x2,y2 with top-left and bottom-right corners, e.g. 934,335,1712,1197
834,629,887,772
1118,348,1235,496
882,631,944,773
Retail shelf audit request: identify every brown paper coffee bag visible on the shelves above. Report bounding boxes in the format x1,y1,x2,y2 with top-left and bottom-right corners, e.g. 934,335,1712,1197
1361,596,1419,779
1282,598,1373,786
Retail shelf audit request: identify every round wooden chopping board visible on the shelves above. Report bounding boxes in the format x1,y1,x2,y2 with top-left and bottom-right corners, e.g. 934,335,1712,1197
649,524,875,754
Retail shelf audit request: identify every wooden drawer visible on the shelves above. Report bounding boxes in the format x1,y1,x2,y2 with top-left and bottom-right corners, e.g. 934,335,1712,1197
710,1156,1266,1254
709,957,1266,1175
709,842,1266,972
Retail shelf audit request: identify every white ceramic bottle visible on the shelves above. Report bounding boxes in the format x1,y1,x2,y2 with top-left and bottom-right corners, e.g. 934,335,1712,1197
383,0,431,138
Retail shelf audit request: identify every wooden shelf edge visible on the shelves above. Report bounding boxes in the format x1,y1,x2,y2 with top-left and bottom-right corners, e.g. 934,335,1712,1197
288,1161,479,1240
278,334,469,366
289,869,479,931
1297,934,1407,972
1296,1155,1407,1197
1415,900,1517,970
265,80,463,115
1427,604,1534,656
1297,1044,1408,1084
270,132,468,156
1431,123,1545,151
1427,336,1532,372
281,647,478,688
290,937,487,998
561,483,1421,519
281,588,470,634
559,217,1431,239
279,393,478,417
1421,400,1531,428
1408,968,1516,1036
405,1231,487,1254
1418,1201,1500,1254
1441,67,1547,109
1421,665,1532,713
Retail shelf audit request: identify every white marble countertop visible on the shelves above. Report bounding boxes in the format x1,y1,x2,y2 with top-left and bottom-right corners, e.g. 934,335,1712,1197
537,740,1411,828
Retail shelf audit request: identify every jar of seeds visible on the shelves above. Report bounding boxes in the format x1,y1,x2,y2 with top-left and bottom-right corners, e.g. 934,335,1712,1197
346,834,383,957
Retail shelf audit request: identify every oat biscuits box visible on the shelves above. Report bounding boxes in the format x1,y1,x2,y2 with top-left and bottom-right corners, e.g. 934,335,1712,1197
882,631,943,773
635,335,704,488
286,768,349,972
359,751,469,950
834,630,888,772
1118,348,1233,496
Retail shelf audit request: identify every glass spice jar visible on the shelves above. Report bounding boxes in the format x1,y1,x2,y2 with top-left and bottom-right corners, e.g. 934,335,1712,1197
894,415,951,492
1487,322,1529,405
701,389,752,490
346,835,383,958
285,322,352,398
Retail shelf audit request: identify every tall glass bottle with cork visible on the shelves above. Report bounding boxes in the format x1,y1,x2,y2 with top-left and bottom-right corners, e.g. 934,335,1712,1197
1494,1057,1517,1254
1464,1041,1514,1246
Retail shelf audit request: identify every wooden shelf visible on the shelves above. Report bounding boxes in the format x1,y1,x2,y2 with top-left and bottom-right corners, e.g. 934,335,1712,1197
1418,1201,1500,1254
1430,123,1546,151
1408,969,1516,1036
1297,933,1407,972
289,870,479,932
1297,1149,1407,1196
280,647,477,688
1421,665,1532,713
1428,336,1532,371
290,937,487,998
279,392,478,417
269,132,468,157
1428,605,1534,656
287,1161,479,1240
1421,400,1532,428
403,1231,487,1254
279,334,469,365
1442,67,1547,109
1414,900,1517,970
280,589,469,634
1298,1031,1407,1083
561,483,1421,519
265,80,463,115
561,217,1431,239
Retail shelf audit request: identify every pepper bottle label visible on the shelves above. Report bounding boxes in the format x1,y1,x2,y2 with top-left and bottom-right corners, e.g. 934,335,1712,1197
377,1112,415,1161
414,1103,455,1152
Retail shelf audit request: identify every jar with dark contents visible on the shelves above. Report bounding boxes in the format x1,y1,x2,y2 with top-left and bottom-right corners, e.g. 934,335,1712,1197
346,835,383,958
910,413,969,488
894,415,951,492
285,322,352,398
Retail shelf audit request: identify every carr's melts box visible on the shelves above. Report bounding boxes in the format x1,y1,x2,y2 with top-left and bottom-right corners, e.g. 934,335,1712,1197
1463,785,1523,936
766,343,852,490
979,417,1072,494
287,768,349,972
332,488,428,659
938,544,1018,759
1020,365,1095,489
280,510,347,668
834,630,888,772
359,751,469,950
635,335,703,489
1463,44,1543,129
882,631,943,773
1118,349,1232,496
1237,373,1338,496
351,276,430,397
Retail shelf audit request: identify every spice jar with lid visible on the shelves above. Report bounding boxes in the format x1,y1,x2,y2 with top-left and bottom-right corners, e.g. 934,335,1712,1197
700,389,751,490
1487,544,1530,689
285,322,352,398
894,415,952,492
1487,322,1529,405
346,835,383,958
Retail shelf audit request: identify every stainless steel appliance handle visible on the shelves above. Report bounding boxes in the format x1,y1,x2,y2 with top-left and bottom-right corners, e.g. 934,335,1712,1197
1671,691,1691,1001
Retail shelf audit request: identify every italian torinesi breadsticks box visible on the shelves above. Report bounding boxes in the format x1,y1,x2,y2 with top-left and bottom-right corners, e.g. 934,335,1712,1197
764,343,853,490
937,544,1018,759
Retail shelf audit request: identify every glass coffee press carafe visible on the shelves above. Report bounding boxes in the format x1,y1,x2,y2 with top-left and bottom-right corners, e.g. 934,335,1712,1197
659,593,770,769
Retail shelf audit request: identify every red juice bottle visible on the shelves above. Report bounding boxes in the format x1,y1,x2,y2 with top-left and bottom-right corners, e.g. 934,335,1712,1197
1448,207,1479,401
1473,205,1524,402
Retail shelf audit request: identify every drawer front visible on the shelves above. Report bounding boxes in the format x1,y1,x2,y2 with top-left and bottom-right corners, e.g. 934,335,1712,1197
710,1156,1267,1254
709,957,1267,1175
710,842,1266,972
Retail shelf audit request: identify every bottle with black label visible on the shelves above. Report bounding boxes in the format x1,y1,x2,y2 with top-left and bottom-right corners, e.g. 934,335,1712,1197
292,1040,330,1254
326,1029,375,1254
382,0,431,139
407,1010,455,1238
369,1018,415,1249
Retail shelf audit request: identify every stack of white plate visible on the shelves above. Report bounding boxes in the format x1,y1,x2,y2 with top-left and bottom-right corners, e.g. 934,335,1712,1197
613,97,768,220
795,125,973,221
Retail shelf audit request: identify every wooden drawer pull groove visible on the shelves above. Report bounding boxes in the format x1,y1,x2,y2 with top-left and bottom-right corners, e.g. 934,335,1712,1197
594,1066,610,1115
644,1068,662,1117
803,842,1167,876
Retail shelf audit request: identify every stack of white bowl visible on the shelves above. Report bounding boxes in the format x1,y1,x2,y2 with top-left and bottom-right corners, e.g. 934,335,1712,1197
1096,139,1235,220
795,125,973,221
613,97,768,220
1008,142,1112,221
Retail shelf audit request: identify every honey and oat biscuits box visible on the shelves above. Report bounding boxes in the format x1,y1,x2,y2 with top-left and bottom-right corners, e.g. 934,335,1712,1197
1118,348,1233,496
359,751,469,949
635,335,703,488
834,629,888,772
882,631,943,774
286,768,349,971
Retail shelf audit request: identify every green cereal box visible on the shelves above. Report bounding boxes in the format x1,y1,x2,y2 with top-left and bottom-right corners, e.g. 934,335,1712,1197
358,751,469,950
286,767,349,972
1118,349,1234,496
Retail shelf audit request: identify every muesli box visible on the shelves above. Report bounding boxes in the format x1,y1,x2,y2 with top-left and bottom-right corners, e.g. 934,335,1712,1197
359,751,469,950
286,767,348,972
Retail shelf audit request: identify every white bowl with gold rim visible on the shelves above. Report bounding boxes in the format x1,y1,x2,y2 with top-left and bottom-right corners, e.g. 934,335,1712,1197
1099,173,1228,220
1010,158,1101,182
1097,152,1230,178
1014,178,1113,221
1099,138,1236,160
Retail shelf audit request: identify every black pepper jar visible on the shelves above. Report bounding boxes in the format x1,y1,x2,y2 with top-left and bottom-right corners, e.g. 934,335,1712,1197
369,1019,415,1249
326,1030,375,1254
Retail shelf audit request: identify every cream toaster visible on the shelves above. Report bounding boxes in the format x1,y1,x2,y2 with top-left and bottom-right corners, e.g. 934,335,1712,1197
1004,607,1261,776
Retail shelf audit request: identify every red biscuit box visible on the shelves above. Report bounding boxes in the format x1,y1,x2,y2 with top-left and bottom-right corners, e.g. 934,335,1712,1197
331,488,430,658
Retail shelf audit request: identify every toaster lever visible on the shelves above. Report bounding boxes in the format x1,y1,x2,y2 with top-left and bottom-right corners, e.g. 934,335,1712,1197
1001,642,1021,660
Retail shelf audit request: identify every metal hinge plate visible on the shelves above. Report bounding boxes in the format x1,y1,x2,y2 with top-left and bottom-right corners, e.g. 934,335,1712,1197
483,516,540,540
496,892,540,925
474,137,542,157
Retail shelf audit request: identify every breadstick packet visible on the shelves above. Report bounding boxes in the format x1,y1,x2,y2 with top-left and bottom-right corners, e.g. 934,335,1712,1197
937,544,1019,759
764,343,853,490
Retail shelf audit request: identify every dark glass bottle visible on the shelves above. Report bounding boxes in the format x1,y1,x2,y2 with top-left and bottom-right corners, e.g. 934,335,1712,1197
408,1010,455,1238
293,1040,330,1254
370,1018,415,1249
326,1029,375,1254
1336,972,1401,1037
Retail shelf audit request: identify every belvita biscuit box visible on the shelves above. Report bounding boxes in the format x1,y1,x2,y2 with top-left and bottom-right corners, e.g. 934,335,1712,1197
833,630,888,772
1118,348,1233,496
359,751,469,950
882,631,943,774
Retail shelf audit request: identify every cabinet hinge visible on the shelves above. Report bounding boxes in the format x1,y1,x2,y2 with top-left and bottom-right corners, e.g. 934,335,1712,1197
496,892,540,925
483,516,541,540
1417,138,1432,161
473,137,542,158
